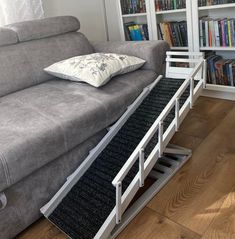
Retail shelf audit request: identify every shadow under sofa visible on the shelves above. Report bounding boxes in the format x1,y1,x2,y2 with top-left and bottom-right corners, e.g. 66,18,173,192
0,16,169,239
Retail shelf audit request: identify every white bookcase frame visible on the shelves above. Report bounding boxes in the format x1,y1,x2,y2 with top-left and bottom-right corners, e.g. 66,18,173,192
191,1,235,101
116,0,235,100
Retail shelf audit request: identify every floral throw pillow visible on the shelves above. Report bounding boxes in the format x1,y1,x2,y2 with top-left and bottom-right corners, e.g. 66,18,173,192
44,53,146,87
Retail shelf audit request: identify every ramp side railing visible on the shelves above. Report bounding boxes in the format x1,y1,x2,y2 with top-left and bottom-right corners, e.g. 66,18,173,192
112,56,206,224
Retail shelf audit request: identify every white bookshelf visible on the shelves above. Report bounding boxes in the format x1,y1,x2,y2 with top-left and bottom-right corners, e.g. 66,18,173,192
116,0,235,100
191,1,235,100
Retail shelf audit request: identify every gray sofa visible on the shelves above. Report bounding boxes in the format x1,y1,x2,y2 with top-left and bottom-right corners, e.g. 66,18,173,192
0,16,169,239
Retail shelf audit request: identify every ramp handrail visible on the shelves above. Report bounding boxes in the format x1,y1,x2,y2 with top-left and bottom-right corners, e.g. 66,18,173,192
112,58,206,224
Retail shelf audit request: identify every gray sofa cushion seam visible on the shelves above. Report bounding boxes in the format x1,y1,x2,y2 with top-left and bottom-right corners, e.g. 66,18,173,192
0,152,11,187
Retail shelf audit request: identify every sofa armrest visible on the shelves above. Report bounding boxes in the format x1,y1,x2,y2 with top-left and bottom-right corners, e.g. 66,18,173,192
91,40,170,76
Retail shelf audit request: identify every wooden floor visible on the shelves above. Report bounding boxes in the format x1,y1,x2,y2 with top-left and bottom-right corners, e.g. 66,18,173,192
16,96,235,239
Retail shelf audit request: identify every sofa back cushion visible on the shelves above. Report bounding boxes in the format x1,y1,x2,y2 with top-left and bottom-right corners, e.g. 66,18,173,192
0,16,94,97
0,28,18,46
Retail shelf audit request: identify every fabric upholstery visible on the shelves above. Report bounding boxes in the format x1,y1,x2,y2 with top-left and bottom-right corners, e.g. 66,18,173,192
92,40,170,76
0,32,94,97
0,130,106,239
0,28,18,46
0,70,157,192
6,16,80,42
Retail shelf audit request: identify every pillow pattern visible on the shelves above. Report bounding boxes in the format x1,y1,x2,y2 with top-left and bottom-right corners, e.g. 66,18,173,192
44,53,146,87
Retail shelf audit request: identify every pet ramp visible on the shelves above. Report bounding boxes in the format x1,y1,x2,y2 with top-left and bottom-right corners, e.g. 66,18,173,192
41,52,206,239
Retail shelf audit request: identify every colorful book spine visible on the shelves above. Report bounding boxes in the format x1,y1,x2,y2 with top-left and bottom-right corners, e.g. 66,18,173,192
228,19,233,47
199,17,235,47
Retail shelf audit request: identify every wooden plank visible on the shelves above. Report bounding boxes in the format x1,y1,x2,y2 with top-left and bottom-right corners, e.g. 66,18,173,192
117,207,201,239
192,97,235,118
16,219,61,239
170,132,203,152
201,185,235,239
178,96,235,139
51,233,68,239
148,105,235,235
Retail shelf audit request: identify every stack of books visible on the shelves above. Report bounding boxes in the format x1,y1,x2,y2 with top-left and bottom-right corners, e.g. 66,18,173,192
155,0,186,11
155,0,186,12
199,18,235,47
206,52,235,85
158,21,188,47
198,0,235,7
121,0,146,14
124,22,149,40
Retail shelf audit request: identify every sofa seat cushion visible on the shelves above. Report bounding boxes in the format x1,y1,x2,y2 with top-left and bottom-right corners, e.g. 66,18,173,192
0,69,157,192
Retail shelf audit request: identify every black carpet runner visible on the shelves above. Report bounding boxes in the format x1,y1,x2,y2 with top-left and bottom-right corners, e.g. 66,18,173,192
49,78,191,239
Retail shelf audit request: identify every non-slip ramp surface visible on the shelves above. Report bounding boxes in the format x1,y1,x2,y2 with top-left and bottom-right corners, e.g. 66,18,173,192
49,78,191,239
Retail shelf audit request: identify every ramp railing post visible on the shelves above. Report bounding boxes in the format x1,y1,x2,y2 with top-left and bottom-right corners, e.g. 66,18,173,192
158,121,164,157
190,78,194,109
175,98,180,131
203,59,207,89
116,182,122,224
139,148,145,187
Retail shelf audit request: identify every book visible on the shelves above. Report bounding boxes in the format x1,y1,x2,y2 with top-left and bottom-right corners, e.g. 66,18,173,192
224,59,233,85
229,61,235,86
231,19,235,46
224,19,229,46
215,59,226,84
213,20,220,47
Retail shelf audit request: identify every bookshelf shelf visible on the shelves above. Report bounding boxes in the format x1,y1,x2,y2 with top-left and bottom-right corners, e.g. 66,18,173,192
200,47,235,51
171,46,188,50
198,3,235,11
122,13,147,18
203,84,235,101
156,8,186,15
206,84,235,93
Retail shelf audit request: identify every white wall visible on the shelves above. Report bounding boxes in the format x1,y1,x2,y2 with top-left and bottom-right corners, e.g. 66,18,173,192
105,0,122,41
42,0,108,41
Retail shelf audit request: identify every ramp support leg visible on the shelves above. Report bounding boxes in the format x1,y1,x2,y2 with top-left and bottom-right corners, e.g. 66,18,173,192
115,182,122,224
110,143,192,239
